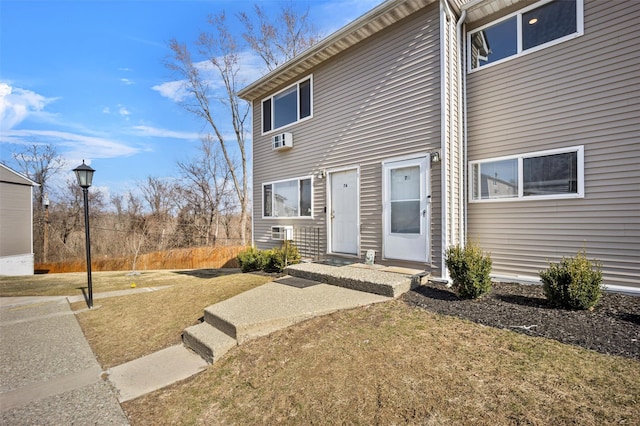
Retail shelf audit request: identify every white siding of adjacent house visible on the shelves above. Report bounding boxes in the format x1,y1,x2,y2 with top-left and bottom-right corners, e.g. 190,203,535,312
466,0,640,288
252,4,443,272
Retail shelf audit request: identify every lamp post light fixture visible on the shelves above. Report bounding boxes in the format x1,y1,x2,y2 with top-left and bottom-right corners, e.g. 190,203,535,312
73,160,95,309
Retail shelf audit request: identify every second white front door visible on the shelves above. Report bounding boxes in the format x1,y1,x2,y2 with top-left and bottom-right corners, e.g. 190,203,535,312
329,169,358,255
383,156,429,262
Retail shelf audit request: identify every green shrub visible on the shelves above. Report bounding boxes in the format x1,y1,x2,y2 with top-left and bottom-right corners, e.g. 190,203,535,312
539,251,603,310
445,243,492,299
237,247,266,272
238,242,301,273
264,241,301,273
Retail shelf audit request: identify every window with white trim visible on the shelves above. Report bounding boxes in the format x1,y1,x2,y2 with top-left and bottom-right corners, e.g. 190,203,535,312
263,177,312,218
470,146,584,202
262,76,312,134
468,0,583,71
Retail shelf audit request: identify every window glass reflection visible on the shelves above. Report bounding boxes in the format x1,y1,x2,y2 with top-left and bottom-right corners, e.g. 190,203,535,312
471,16,517,68
523,0,577,50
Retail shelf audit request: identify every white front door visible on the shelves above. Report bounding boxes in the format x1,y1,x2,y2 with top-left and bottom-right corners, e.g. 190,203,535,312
383,157,429,262
329,169,358,255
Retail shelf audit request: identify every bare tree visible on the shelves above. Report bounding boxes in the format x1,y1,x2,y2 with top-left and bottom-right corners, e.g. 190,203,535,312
165,4,321,245
10,143,64,208
177,136,232,246
140,176,177,218
239,2,322,71
47,178,105,262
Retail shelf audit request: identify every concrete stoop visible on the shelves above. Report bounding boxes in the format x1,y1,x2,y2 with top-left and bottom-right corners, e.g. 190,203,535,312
285,262,427,298
181,268,405,364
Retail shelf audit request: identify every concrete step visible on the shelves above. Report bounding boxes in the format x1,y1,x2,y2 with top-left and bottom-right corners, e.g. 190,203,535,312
182,322,237,364
183,279,392,363
285,262,426,298
202,278,373,345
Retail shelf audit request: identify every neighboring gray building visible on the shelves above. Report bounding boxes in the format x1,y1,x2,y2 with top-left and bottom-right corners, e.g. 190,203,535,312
239,0,640,292
0,163,38,276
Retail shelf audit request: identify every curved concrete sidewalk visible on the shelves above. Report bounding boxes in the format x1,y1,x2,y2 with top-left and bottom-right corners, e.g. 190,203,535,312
0,296,129,425
1,275,394,413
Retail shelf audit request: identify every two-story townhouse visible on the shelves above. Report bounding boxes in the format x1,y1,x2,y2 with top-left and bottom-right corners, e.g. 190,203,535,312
239,0,640,292
463,0,639,291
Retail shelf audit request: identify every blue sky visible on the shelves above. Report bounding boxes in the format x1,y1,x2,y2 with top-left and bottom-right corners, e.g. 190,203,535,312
0,0,382,199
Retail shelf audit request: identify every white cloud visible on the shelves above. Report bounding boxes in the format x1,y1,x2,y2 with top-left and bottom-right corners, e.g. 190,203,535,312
132,125,200,140
1,129,139,160
152,80,190,102
0,82,58,131
236,50,268,85
102,106,111,114
153,49,266,104
118,105,131,116
120,78,135,85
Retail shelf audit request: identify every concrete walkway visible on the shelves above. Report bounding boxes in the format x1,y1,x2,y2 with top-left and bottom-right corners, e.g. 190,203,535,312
1,272,395,419
0,296,129,425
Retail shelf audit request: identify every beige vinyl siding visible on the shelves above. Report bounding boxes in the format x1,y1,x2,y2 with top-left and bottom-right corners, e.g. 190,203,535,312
0,182,33,257
252,4,442,271
466,0,640,287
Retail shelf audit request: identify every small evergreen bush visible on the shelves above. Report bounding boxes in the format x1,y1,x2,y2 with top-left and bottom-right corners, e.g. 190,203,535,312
445,242,492,299
237,247,266,272
264,241,301,273
238,242,301,273
539,251,603,310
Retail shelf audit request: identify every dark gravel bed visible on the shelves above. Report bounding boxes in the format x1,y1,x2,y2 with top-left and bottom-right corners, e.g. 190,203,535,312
402,281,640,360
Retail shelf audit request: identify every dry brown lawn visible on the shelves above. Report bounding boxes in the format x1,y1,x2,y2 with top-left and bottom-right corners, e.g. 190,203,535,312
71,271,271,368
0,269,226,297
6,271,638,424
122,300,640,425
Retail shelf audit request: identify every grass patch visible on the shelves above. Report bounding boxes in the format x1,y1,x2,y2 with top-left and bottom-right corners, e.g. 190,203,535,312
72,272,271,368
122,300,640,425
0,269,238,297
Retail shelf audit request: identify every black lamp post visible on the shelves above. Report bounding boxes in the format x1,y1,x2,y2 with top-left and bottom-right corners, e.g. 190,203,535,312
73,160,95,309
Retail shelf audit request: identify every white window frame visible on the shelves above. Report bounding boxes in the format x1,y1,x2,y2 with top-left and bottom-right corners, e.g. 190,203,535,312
467,0,584,73
469,146,584,203
261,75,313,135
262,176,314,219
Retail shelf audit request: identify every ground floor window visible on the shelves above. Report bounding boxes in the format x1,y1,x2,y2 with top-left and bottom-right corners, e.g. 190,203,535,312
263,176,312,218
470,146,584,202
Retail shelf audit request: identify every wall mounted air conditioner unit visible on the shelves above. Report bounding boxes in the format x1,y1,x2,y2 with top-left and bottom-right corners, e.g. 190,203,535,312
272,132,293,151
271,225,293,241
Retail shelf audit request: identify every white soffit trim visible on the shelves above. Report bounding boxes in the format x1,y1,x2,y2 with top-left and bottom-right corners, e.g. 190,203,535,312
462,0,528,22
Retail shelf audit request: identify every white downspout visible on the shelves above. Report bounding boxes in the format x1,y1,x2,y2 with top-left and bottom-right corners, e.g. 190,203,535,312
457,11,467,247
439,0,451,280
441,0,461,281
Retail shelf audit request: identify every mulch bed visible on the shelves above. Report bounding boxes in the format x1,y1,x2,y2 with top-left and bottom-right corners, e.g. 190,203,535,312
402,281,640,360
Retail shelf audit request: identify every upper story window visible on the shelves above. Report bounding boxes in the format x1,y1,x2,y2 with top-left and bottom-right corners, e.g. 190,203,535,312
263,176,312,218
468,0,583,71
262,76,312,134
470,146,584,202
